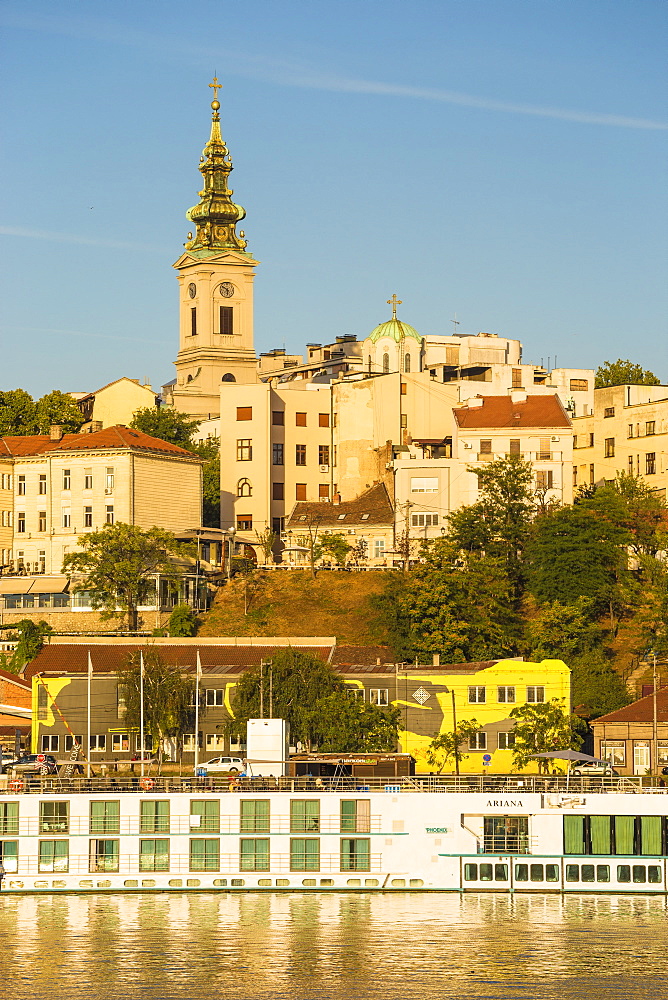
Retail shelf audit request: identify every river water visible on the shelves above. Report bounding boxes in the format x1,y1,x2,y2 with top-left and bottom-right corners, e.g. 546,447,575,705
1,892,666,999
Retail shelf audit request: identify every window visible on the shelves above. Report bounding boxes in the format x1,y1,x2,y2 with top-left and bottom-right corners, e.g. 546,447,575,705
240,838,270,871
90,801,120,834
603,407,615,418
140,839,170,871
400,382,407,396
219,305,233,335
646,421,655,436
205,734,225,751
480,440,492,455
62,469,71,490
382,353,390,374
236,515,252,531
17,512,25,533
512,368,523,388
318,484,329,499
656,742,668,767
468,686,486,704
570,379,588,392
272,411,284,426
601,741,626,766
646,453,656,475
135,735,153,752
84,506,93,527
40,801,69,834
319,445,330,466
341,838,370,871
296,484,307,501
140,800,169,833
469,732,487,750
290,838,320,871
291,800,320,833
296,444,307,466
237,478,252,497
38,511,47,532
62,509,71,528
526,686,545,703
498,732,516,750
484,816,528,854
236,406,252,421
410,477,438,493
369,689,389,706
272,443,284,465
84,469,93,490
538,439,551,461
205,689,224,707
191,307,197,335
191,799,220,833
240,800,270,832
190,838,220,871
105,506,114,525
89,839,119,873
111,734,130,753
589,463,595,485
295,412,307,427
627,424,634,439
373,539,385,559
340,800,370,833
319,413,329,427
39,840,68,872
237,439,252,461
573,465,578,487
509,439,521,455
497,686,515,704
411,513,439,527
105,467,114,491
40,734,59,752
272,482,284,501
535,470,553,490
404,354,411,373
604,438,615,458
400,414,408,429
17,475,26,496
0,802,19,836
39,474,47,495
0,840,18,873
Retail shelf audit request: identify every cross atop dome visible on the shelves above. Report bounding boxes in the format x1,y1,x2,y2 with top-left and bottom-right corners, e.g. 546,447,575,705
387,294,402,319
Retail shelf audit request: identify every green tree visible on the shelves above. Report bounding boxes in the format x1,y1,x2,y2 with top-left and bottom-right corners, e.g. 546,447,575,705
570,652,631,719
595,359,661,388
196,437,221,528
2,619,53,673
254,527,277,565
447,455,535,602
425,720,481,773
313,532,352,566
63,522,189,631
509,699,585,773
0,389,37,436
131,406,200,449
314,692,401,752
118,647,195,762
168,604,198,637
33,390,85,434
525,598,602,661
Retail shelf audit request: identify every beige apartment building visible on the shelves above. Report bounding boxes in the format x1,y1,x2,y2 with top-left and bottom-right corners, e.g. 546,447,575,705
572,384,668,497
73,377,159,431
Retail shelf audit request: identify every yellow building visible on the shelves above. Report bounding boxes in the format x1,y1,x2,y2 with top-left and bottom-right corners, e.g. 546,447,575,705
393,657,571,774
74,378,159,431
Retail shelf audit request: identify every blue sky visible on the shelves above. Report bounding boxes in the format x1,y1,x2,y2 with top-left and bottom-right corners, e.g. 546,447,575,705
1,0,666,396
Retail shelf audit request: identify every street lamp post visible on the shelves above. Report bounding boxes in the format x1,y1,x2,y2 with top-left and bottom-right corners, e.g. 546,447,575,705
226,528,236,580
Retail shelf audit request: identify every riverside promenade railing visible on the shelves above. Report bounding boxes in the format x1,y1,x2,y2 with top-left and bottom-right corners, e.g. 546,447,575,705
1,773,665,796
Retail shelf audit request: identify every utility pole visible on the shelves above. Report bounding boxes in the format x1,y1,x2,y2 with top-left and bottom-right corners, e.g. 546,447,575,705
653,651,658,775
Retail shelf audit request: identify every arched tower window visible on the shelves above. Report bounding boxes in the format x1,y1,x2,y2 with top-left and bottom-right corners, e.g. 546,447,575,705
382,353,390,374
222,373,236,382
404,354,411,373
237,478,252,497
367,356,372,373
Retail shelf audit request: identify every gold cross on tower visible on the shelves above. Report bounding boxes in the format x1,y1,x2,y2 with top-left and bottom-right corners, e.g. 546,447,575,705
209,76,222,101
387,294,402,319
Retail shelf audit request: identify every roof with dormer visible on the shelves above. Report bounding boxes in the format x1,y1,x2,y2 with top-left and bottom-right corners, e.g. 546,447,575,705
286,483,394,529
453,395,571,429
0,426,200,460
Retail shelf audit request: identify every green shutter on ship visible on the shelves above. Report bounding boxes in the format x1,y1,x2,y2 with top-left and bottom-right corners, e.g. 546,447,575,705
640,816,662,856
563,815,586,855
614,815,635,855
590,816,611,855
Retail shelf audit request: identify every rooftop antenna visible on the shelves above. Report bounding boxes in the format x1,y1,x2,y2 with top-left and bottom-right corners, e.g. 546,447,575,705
451,314,460,336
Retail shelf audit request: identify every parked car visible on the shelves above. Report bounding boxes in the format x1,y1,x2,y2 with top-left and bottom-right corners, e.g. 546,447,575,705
571,760,617,777
199,756,245,773
3,753,58,775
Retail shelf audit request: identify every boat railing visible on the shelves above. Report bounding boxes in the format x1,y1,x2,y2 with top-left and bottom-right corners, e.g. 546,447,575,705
1,774,667,796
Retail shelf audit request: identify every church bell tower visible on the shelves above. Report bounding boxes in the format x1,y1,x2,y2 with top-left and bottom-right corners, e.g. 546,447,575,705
172,79,259,417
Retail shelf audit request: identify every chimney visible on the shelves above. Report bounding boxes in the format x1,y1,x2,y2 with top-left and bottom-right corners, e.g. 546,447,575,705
464,396,484,409
49,424,63,442
432,653,440,666
376,657,381,666
333,493,341,505
510,389,527,404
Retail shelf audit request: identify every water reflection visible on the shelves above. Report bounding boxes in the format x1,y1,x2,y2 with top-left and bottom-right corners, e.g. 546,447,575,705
1,892,667,1000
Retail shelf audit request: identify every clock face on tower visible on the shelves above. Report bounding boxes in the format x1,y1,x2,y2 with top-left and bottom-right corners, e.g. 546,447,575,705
187,283,197,298
218,281,235,298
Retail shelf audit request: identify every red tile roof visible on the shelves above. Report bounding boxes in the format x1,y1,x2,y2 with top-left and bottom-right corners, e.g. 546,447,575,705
0,426,198,459
286,483,393,529
454,394,571,429
595,688,668,724
0,668,31,690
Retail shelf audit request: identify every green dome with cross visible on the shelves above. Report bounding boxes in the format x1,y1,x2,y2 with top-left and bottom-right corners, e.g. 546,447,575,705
368,295,422,344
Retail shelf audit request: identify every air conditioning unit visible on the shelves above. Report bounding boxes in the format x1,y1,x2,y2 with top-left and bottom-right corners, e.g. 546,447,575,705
104,488,113,495
463,442,472,449
551,436,560,442
347,529,356,535
319,464,329,473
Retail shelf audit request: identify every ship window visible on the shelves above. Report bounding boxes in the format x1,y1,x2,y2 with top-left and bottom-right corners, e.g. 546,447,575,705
530,864,544,882
494,864,508,881
465,863,478,881
581,864,595,883
40,801,69,834
0,840,18,872
617,865,631,883
479,863,493,881
514,863,528,882
596,865,610,882
648,865,662,884
565,865,579,882
240,838,270,871
545,864,559,883
632,865,646,884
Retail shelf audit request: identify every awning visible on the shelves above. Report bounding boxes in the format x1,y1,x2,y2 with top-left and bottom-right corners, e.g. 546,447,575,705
530,750,607,763
414,438,446,445
0,578,33,595
28,576,69,595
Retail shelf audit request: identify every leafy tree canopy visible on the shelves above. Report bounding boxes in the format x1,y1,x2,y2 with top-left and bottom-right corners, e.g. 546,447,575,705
509,699,585,773
118,647,195,758
570,652,631,719
63,522,188,631
595,359,661,388
168,604,198,637
525,598,602,661
0,388,84,436
425,720,481,773
130,406,200,450
313,532,352,566
230,648,401,752
0,619,53,674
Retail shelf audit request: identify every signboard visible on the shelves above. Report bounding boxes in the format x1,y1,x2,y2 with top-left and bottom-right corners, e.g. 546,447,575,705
482,754,492,766
412,687,430,705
